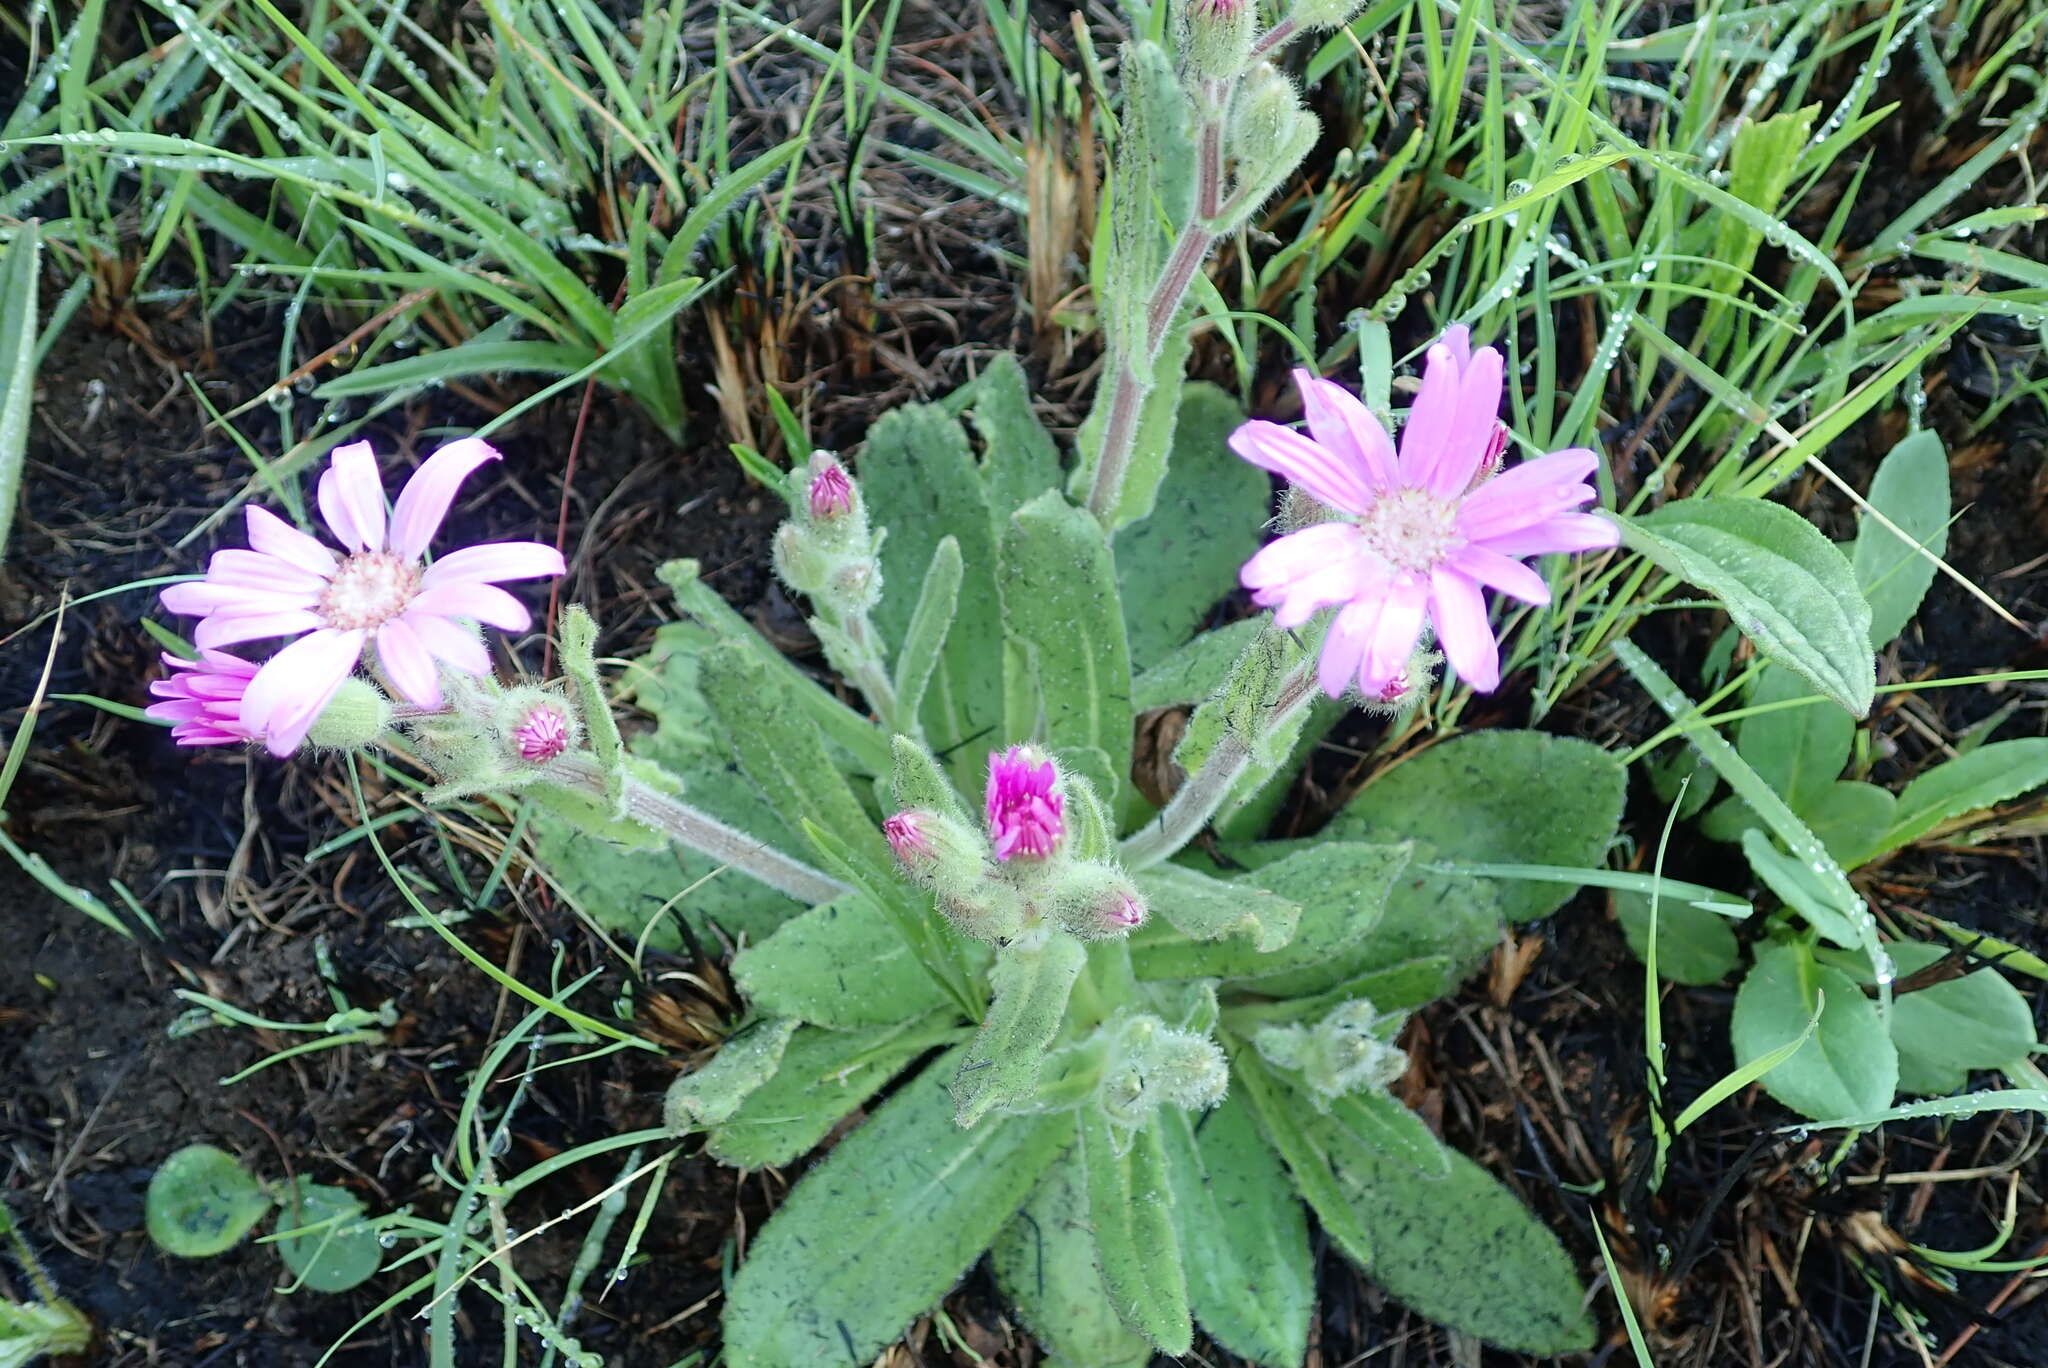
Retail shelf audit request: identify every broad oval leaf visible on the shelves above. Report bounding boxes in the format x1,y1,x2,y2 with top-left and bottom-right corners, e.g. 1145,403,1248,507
1326,730,1627,923
1851,430,1949,648
991,1145,1152,1368
1162,1098,1312,1368
1833,943,2039,1096
732,894,950,1028
1626,498,1875,715
146,1144,272,1259
1615,890,1741,986
1857,738,2048,867
274,1180,381,1293
721,1052,1068,1368
1731,941,1898,1120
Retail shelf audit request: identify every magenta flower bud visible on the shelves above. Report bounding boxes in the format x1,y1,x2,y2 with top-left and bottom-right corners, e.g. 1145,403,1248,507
1108,891,1147,930
146,650,264,748
513,701,571,762
985,746,1064,862
1176,0,1254,78
884,810,936,867
807,458,854,521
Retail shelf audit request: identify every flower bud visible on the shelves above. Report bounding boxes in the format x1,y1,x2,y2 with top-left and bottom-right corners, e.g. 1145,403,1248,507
1228,64,1308,168
771,522,832,597
938,881,1028,943
1100,1015,1228,1127
806,455,854,521
1049,864,1148,940
884,807,988,892
1255,998,1408,1107
304,677,392,752
1174,0,1254,81
494,685,580,766
985,746,1065,863
1289,0,1369,28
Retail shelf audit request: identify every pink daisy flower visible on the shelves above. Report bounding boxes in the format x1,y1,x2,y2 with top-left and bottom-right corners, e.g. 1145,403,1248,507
806,458,854,520
1230,326,1619,697
145,650,261,747
883,811,936,865
985,746,1064,861
159,438,565,755
511,701,571,763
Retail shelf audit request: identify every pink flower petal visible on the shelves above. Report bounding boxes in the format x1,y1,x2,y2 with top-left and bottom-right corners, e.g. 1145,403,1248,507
1318,598,1378,698
1240,524,1376,631
194,608,326,649
420,541,566,589
317,441,389,553
1428,568,1500,691
1475,511,1620,559
205,548,329,595
245,505,338,576
1456,447,1601,540
389,437,501,561
161,580,313,618
1293,371,1398,493
402,611,492,674
240,627,364,744
1450,544,1552,606
373,616,442,708
1358,578,1428,697
1228,420,1376,516
1423,345,1504,499
1437,324,1472,370
1396,339,1465,490
410,583,531,631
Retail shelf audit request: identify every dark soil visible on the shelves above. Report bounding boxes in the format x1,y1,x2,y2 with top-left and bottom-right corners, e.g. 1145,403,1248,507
7,5,2048,1368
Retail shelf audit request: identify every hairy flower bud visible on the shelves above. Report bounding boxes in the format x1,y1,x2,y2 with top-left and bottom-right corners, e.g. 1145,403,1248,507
806,456,854,520
1255,998,1407,1107
1100,1014,1228,1127
1174,0,1255,80
495,687,579,765
1228,63,1312,170
772,452,884,620
1289,0,1368,28
304,677,393,752
1049,864,1149,940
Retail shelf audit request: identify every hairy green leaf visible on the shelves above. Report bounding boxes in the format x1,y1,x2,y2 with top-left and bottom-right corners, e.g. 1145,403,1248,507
733,894,952,1028
146,1144,272,1259
1081,1111,1192,1354
991,1143,1153,1368
954,927,1087,1126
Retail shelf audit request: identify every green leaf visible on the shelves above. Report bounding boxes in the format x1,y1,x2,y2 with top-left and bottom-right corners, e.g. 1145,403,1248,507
1626,498,1875,715
313,338,595,398
1326,731,1627,922
146,1144,273,1258
1132,617,1266,710
1074,333,1198,530
1132,861,1300,952
1741,829,1867,950
968,353,1064,524
697,640,895,888
1114,384,1270,671
1731,941,1898,1120
861,402,1005,764
1740,664,1855,816
1130,843,1410,984
1851,430,1950,648
1080,1112,1192,1354
706,1014,962,1170
664,1017,801,1130
1801,781,1897,869
954,927,1088,1126
732,894,952,1028
991,1142,1153,1368
1160,1098,1312,1368
892,536,962,726
273,1180,381,1293
1852,738,2048,866
0,219,40,562
1615,891,1741,986
999,491,1135,808
721,1052,1068,1368
1832,943,2038,1096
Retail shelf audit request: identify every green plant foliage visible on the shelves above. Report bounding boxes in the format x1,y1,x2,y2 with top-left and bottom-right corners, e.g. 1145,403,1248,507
968,354,1065,525
1160,1099,1312,1368
1000,491,1135,808
1699,664,1855,843
1132,616,1266,709
1132,861,1301,951
1114,383,1270,672
1132,843,1408,983
0,1299,91,1365
145,1144,273,1259
1829,943,2039,1096
1849,739,2048,867
664,1017,800,1131
1327,730,1628,922
953,928,1088,1126
991,1155,1153,1368
1625,498,1876,716
732,895,953,1028
861,403,1005,764
1731,941,1898,1120
273,1180,381,1293
1615,891,1741,986
720,1054,1068,1368
0,220,38,564
1080,1111,1192,1354
705,1014,961,1170
1851,430,1950,648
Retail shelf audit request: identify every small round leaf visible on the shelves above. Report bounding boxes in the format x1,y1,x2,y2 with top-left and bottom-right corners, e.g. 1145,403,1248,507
146,1144,272,1258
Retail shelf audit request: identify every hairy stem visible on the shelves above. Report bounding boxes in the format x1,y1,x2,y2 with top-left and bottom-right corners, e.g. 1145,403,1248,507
836,610,901,733
542,752,848,904
1118,654,1318,869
